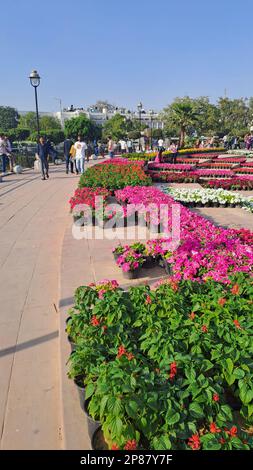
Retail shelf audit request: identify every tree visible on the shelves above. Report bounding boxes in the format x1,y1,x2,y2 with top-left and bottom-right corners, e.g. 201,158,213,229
64,115,101,141
18,112,38,132
102,114,128,140
29,129,65,144
192,96,221,136
7,128,30,142
162,98,198,147
40,115,61,130
217,97,250,136
0,106,19,130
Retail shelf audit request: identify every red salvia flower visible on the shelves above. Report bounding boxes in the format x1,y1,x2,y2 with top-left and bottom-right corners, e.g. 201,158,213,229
201,325,208,333
189,312,195,320
210,422,221,434
231,284,240,295
126,352,134,361
90,315,100,326
117,345,126,358
218,297,226,306
219,438,226,445
170,361,177,380
145,295,152,305
187,434,201,450
233,319,242,329
213,393,220,402
124,440,137,450
225,426,237,437
111,443,120,450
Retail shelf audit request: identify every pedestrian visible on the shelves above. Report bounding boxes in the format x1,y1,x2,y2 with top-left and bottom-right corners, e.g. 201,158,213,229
74,135,87,174
5,135,14,172
170,142,178,163
108,136,114,159
69,143,77,173
64,137,74,174
93,139,99,160
0,134,9,175
158,137,164,151
119,139,127,154
37,135,50,180
127,138,133,153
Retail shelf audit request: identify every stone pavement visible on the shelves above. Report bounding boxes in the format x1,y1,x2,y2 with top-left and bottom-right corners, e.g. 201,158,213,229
0,165,80,449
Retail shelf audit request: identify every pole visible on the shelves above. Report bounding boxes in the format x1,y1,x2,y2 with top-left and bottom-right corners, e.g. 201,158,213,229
150,116,153,150
139,111,141,151
34,86,40,138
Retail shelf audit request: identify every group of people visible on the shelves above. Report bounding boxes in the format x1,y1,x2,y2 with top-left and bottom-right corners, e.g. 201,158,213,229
0,134,14,174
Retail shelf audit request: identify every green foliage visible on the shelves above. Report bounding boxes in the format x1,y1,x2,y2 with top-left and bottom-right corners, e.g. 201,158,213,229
39,115,61,130
162,97,198,147
0,106,19,131
78,163,151,191
18,112,37,132
30,129,65,144
102,114,128,140
64,114,101,141
7,128,30,141
67,273,253,450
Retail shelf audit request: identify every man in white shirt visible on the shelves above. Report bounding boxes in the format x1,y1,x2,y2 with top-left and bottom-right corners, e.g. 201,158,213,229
74,135,87,174
158,138,164,150
119,139,127,154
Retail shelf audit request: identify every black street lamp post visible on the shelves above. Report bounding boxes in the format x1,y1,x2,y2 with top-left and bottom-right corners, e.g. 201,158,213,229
137,101,142,151
149,110,154,150
29,70,41,138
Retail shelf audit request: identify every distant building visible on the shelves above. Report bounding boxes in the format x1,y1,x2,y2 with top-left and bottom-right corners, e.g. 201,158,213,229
19,104,164,130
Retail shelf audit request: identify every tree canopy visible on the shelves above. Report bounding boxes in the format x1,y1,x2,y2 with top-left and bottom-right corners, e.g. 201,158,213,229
0,106,19,131
64,114,102,141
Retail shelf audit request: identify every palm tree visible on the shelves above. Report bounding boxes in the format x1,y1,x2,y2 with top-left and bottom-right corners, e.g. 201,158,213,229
162,99,198,148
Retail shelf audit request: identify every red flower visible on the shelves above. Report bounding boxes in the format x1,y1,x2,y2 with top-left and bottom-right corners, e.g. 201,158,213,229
117,345,126,358
102,325,108,333
213,393,219,402
187,434,201,450
90,315,100,326
145,295,152,305
225,426,237,437
233,319,242,329
218,297,226,306
231,284,240,295
189,312,195,320
210,422,221,434
124,439,137,450
219,438,226,445
201,325,208,333
111,443,120,450
170,361,177,380
126,352,134,361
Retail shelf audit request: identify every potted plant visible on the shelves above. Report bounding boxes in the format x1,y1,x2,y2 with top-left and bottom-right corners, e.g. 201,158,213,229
116,249,145,279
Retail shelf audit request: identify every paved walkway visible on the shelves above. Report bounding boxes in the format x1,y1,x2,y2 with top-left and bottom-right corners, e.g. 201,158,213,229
0,165,78,449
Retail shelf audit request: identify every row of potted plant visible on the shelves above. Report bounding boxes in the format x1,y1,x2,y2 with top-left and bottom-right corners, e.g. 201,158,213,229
203,178,253,190
66,273,253,450
78,162,151,191
162,187,249,208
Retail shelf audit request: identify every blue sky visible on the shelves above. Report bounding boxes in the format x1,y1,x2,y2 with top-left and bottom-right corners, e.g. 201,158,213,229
1,0,252,112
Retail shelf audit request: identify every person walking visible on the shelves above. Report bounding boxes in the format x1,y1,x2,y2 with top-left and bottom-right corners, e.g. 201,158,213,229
5,135,14,172
37,136,50,180
108,136,114,159
127,138,133,153
74,135,87,174
0,134,9,175
158,137,164,151
170,142,178,163
64,137,74,174
119,139,127,154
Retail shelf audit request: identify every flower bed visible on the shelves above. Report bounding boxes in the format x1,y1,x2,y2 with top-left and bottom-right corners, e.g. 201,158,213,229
67,274,253,450
78,163,152,190
175,158,200,164
197,163,237,169
195,169,235,178
69,187,111,214
243,162,253,167
147,170,200,183
202,179,253,191
236,168,253,174
163,187,246,208
215,158,247,164
100,158,145,167
148,163,194,172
